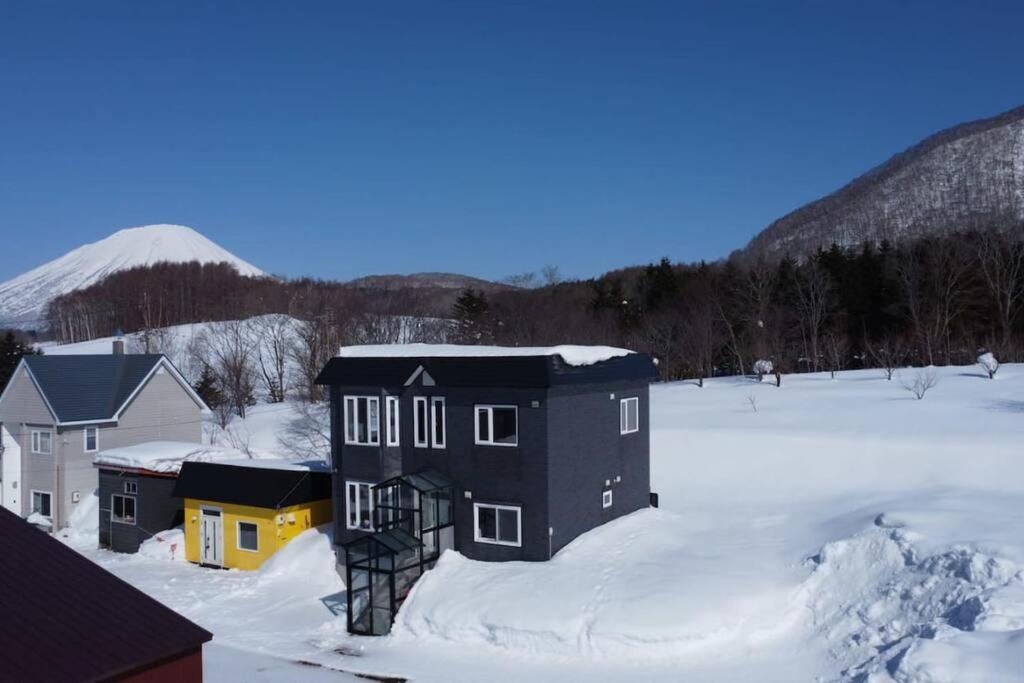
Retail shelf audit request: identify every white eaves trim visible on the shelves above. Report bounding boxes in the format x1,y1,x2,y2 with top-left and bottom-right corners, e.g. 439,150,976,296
110,356,210,422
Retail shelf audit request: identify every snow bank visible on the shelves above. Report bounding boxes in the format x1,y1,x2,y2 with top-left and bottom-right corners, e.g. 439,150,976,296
93,441,253,474
337,343,633,367
138,528,186,562
258,527,344,595
26,512,52,529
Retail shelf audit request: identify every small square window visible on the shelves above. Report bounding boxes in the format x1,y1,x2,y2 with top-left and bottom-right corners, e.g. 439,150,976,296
112,494,136,525
32,491,52,518
602,489,613,509
124,480,138,495
237,521,259,552
31,430,52,455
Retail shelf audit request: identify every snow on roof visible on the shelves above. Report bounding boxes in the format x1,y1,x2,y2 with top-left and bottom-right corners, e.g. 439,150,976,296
93,441,255,474
336,343,634,367
214,458,330,473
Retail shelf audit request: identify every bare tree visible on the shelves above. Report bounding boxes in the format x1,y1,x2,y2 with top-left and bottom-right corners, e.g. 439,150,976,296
279,400,331,462
794,260,832,372
249,315,293,403
975,229,1024,360
865,335,908,381
823,331,848,380
290,312,342,402
902,367,939,400
746,393,758,413
541,265,562,286
191,320,257,419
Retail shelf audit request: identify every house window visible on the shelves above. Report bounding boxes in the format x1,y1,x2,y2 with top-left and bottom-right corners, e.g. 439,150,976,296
83,426,99,453
31,491,52,518
346,481,374,531
237,521,259,552
473,503,521,547
602,489,613,509
31,430,52,455
413,397,428,448
124,480,138,495
386,396,400,446
344,396,380,446
620,397,639,434
475,405,518,446
431,397,446,448
112,494,136,525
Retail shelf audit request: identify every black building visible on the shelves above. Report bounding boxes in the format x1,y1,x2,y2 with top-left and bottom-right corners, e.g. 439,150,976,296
316,346,658,635
98,466,184,553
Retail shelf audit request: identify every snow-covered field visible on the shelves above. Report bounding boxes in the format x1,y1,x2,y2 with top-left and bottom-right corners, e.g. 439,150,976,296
62,363,1024,682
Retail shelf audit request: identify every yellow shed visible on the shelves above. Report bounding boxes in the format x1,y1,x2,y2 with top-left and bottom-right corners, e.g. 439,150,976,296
172,460,332,570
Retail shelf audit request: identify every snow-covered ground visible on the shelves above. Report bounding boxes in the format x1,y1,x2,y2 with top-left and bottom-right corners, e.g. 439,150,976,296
62,363,1024,682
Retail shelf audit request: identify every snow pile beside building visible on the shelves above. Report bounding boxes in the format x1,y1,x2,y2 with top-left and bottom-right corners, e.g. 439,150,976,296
93,441,255,474
138,529,186,562
258,528,343,595
336,343,633,367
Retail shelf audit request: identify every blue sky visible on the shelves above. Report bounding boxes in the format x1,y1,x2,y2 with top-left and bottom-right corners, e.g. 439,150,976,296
1,1,1022,283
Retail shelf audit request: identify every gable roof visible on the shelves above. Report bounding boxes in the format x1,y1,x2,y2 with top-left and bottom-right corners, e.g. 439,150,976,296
0,507,211,681
172,461,333,509
12,354,205,425
316,350,659,389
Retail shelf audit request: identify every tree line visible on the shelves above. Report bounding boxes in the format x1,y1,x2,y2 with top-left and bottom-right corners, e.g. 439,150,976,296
25,225,1024,390
454,227,1024,382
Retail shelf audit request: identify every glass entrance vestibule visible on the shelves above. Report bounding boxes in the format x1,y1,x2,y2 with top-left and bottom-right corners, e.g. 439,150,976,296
343,469,455,636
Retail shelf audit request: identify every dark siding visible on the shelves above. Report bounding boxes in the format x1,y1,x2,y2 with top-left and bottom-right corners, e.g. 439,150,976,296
328,355,654,567
98,469,183,553
545,381,651,556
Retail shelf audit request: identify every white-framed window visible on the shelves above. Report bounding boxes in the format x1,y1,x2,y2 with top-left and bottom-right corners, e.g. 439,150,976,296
386,396,400,446
602,489,613,509
413,397,429,448
620,397,639,434
31,490,52,518
346,481,374,531
31,430,52,455
111,494,136,525
474,405,518,446
344,396,380,446
237,521,259,552
83,426,99,453
473,502,522,547
431,396,446,448
124,480,138,495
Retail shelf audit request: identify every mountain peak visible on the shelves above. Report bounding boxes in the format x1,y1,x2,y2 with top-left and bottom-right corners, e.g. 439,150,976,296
0,225,264,327
745,104,1024,258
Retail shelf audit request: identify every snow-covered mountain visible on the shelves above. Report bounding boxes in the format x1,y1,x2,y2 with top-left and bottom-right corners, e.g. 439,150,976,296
746,104,1024,258
0,224,264,327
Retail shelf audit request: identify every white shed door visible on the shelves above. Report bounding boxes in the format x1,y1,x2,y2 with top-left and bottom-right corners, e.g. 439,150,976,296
1,426,21,514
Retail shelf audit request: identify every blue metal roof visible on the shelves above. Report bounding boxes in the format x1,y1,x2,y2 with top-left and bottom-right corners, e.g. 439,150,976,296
22,354,166,423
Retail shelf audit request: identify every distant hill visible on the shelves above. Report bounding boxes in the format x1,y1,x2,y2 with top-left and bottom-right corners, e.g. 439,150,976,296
0,224,263,327
347,272,512,292
745,105,1024,258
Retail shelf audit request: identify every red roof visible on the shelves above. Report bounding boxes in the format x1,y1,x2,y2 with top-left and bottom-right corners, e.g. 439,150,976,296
0,508,212,681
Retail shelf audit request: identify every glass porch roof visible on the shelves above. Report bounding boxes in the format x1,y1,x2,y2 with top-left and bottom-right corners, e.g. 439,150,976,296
372,469,454,494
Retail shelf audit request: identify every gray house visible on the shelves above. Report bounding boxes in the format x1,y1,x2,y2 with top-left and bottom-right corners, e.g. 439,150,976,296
0,350,207,529
315,344,658,635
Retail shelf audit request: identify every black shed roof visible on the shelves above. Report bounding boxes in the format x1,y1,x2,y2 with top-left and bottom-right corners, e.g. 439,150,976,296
0,507,212,682
316,351,658,389
17,354,199,424
173,461,332,509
